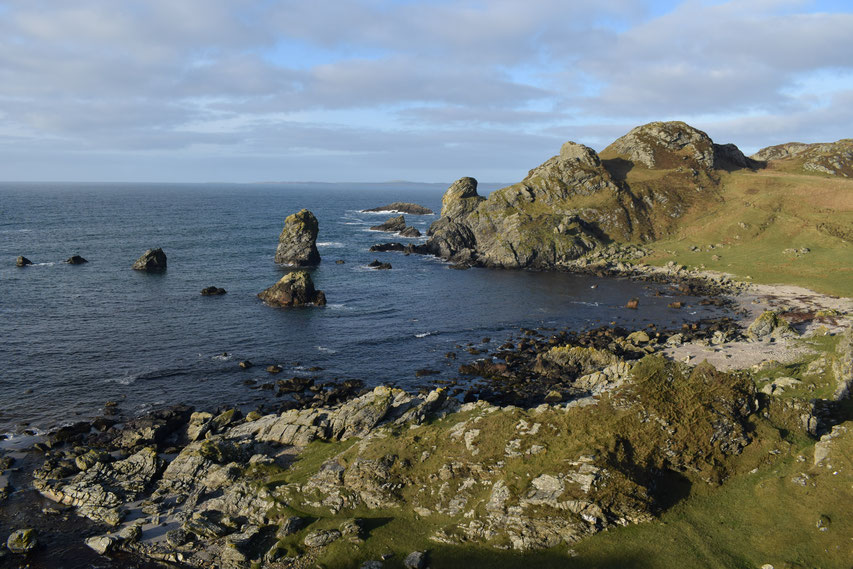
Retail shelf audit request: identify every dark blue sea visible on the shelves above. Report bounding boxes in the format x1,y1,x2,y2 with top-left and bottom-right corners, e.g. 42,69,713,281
0,182,723,434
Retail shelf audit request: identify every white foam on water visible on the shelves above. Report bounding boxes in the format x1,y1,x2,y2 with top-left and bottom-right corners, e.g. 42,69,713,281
317,241,345,247
316,346,337,353
415,331,436,338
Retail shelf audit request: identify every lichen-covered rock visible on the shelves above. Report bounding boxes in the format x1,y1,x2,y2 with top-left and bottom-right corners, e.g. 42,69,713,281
746,311,796,341
752,139,853,178
258,271,326,307
275,209,321,266
6,528,37,554
132,248,167,271
15,256,33,267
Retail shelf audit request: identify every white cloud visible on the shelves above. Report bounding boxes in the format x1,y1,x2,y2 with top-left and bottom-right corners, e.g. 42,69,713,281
0,0,851,182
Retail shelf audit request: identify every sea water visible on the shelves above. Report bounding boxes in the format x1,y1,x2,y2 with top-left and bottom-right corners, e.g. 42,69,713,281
0,182,722,433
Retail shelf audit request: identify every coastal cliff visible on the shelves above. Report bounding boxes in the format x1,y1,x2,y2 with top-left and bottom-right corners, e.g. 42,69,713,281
422,121,852,298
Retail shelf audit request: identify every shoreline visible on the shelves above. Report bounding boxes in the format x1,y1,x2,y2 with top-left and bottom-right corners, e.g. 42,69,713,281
1,264,850,568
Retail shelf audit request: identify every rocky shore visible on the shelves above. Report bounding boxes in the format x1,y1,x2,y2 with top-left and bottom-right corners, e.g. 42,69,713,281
2,277,850,568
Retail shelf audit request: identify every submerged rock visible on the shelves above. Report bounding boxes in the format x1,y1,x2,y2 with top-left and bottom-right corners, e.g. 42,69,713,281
258,271,327,307
132,248,167,272
275,209,321,266
15,256,32,267
66,255,88,264
368,260,392,270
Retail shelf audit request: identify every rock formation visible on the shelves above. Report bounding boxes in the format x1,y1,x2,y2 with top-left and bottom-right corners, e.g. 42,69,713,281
132,248,167,272
274,209,320,266
201,286,227,296
363,202,434,215
258,271,326,307
424,121,757,269
15,256,32,267
370,215,407,232
752,139,853,177
66,255,88,264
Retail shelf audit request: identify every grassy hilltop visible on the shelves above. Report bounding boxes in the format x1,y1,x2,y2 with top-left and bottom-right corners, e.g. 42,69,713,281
427,121,853,297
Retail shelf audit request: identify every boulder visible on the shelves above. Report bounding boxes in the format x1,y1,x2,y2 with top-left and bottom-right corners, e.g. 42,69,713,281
363,202,434,215
275,209,320,266
404,551,429,569
85,535,116,555
6,528,37,554
368,260,392,270
258,271,326,307
15,256,32,267
132,248,167,272
201,286,227,296
400,226,422,237
746,311,796,341
66,255,88,264
370,215,407,232
303,529,341,548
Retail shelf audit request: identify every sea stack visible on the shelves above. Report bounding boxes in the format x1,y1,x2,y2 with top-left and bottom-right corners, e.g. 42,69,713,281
258,271,326,307
275,209,320,266
132,248,167,272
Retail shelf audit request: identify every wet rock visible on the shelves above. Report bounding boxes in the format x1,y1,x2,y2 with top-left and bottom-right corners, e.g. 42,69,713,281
238,360,253,369
6,528,37,554
66,255,88,264
15,256,33,267
626,298,639,309
370,215,407,232
266,365,283,374
132,248,167,271
368,260,392,270
85,534,116,555
201,286,227,296
275,209,321,266
258,271,327,307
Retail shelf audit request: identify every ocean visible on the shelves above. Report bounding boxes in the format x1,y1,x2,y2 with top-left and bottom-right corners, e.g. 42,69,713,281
0,182,723,435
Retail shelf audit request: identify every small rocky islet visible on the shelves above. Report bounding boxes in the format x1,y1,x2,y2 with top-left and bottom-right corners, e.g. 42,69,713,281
3,120,853,568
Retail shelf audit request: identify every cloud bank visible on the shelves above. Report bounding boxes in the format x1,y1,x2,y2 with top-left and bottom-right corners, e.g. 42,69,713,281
0,0,851,182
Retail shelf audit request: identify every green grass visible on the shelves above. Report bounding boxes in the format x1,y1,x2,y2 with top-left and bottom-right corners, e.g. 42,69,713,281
637,168,853,296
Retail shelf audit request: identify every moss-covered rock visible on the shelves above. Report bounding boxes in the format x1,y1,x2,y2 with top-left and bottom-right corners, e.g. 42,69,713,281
275,209,321,266
258,271,326,307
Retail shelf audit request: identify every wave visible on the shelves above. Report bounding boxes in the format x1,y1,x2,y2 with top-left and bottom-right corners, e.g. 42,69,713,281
415,331,437,338
570,301,601,307
211,353,233,361
317,241,345,248
316,346,338,353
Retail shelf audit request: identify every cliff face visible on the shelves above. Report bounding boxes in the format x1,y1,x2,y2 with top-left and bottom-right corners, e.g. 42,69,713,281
752,139,853,178
426,121,755,268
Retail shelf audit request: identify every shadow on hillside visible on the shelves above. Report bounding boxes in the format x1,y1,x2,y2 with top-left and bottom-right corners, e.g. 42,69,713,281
602,158,634,183
427,545,652,569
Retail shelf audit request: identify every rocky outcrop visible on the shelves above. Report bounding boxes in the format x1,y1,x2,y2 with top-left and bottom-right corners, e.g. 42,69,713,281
132,248,167,272
66,255,88,264
370,215,406,232
745,310,796,341
6,528,37,554
201,286,227,296
258,271,326,307
275,209,321,266
15,256,32,267
363,202,434,215
424,122,757,269
752,139,853,177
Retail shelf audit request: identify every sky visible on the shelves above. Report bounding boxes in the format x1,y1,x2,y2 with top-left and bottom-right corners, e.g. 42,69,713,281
1,0,852,183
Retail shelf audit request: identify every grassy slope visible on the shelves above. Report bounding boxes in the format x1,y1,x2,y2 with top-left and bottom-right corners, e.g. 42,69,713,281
635,165,853,297
257,336,852,569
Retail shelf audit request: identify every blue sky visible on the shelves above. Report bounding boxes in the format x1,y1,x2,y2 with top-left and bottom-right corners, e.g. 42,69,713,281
1,0,852,183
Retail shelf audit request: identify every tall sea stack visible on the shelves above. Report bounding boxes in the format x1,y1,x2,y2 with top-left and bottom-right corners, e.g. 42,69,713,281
275,209,321,266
